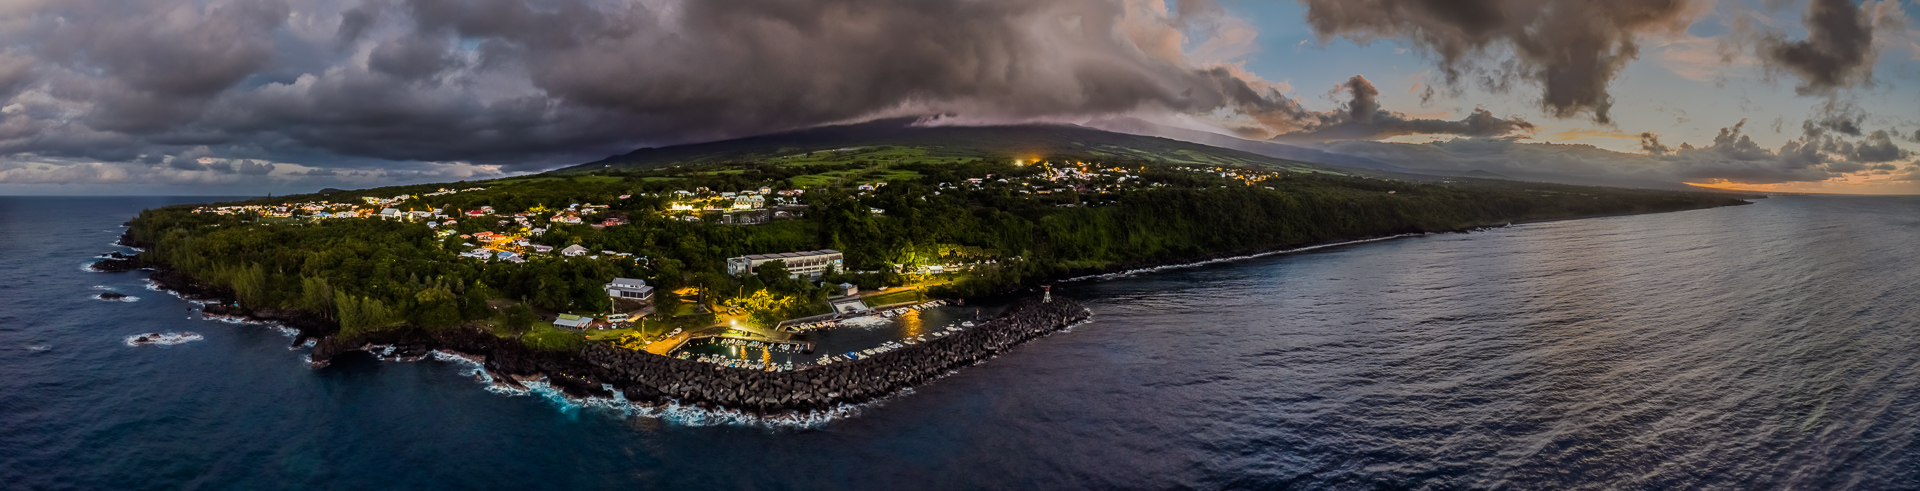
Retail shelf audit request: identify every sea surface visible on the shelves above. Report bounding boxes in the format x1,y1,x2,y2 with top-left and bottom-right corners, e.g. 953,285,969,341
4,195,1919,489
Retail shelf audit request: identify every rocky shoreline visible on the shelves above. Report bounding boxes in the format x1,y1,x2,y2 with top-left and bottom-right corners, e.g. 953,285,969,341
303,297,1088,414
96,237,1091,415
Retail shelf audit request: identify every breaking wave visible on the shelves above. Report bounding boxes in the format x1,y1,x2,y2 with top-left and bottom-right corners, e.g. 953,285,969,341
125,332,203,346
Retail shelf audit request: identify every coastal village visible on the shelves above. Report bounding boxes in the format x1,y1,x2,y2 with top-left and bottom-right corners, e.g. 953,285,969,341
179,160,1300,371
114,136,1746,418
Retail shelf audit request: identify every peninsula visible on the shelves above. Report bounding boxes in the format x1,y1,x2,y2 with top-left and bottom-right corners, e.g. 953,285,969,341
100,122,1751,416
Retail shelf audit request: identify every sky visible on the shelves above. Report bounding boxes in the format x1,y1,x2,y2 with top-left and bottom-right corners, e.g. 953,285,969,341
0,0,1916,195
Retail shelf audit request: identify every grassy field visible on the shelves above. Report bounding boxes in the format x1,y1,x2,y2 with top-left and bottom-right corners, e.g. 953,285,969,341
521,322,584,351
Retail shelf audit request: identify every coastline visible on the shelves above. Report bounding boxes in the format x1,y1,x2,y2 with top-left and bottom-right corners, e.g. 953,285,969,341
100,236,1092,419
1047,198,1753,285
94,198,1749,420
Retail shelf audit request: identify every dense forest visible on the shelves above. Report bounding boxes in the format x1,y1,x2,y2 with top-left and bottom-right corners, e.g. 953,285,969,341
122,149,1749,343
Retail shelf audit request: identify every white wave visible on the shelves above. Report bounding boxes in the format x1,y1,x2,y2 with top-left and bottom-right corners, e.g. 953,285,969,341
81,262,102,273
200,312,299,339
27,344,51,352
1061,233,1428,283
92,285,115,290
125,332,203,346
144,278,215,304
93,294,139,302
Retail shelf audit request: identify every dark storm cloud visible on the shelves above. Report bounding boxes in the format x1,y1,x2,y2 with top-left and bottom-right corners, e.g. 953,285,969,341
1832,130,1910,163
1269,75,1535,141
1297,0,1700,123
0,0,1322,176
1758,0,1877,95
236,160,277,175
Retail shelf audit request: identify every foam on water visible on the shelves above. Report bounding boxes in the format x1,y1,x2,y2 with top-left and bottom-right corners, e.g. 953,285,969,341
124,332,203,346
144,278,215,305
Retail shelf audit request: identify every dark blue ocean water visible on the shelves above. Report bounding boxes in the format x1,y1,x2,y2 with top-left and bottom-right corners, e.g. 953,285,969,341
4,195,1920,489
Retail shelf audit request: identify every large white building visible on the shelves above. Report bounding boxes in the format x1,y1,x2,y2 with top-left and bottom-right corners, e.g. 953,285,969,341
727,250,843,277
604,278,654,301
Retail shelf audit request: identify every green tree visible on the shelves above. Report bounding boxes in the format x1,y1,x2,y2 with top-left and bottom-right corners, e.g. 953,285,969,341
501,303,536,334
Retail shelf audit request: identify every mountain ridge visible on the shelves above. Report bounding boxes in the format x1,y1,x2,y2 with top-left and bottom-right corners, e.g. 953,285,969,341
555,118,1388,177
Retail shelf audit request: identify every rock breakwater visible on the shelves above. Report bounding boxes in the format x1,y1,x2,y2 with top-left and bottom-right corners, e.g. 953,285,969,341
313,297,1090,414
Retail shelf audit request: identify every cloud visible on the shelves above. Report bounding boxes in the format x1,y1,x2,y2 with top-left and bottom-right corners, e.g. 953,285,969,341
1756,0,1879,94
1833,130,1911,163
0,0,1319,183
235,159,276,175
1267,75,1535,141
1640,132,1672,155
1312,116,1919,187
1297,0,1703,123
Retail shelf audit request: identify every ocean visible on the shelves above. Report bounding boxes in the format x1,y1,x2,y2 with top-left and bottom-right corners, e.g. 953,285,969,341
3,195,1918,489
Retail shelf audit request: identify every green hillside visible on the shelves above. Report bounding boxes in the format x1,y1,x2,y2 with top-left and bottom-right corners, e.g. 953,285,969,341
558,118,1361,177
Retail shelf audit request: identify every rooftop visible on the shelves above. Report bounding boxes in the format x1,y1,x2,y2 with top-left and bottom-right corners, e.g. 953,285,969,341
739,249,841,261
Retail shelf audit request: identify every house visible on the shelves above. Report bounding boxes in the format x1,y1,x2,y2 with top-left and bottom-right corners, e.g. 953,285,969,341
553,314,592,329
530,244,554,253
495,251,518,261
381,208,401,218
559,244,589,257
836,282,858,297
460,249,491,259
604,278,654,301
464,209,485,217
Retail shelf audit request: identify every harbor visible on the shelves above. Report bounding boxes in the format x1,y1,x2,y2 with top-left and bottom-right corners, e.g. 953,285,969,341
669,300,998,369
